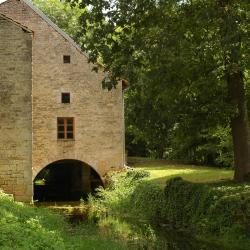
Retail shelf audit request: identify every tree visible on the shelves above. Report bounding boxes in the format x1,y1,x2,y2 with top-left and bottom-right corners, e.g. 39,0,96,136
33,0,85,42
72,0,249,181
36,0,249,180
216,0,250,181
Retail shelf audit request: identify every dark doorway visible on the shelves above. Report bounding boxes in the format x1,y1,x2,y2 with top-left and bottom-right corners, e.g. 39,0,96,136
33,160,103,202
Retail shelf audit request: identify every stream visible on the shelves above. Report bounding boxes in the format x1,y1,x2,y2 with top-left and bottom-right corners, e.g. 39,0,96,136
36,202,229,250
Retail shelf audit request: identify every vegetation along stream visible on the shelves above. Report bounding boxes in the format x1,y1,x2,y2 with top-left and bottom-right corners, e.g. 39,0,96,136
1,158,249,250
36,201,227,250
32,158,249,250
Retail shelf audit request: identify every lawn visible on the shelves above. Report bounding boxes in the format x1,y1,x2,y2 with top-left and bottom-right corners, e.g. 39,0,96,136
128,157,234,188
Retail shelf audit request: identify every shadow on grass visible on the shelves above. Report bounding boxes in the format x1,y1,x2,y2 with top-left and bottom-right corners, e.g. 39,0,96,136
145,173,233,188
127,157,234,187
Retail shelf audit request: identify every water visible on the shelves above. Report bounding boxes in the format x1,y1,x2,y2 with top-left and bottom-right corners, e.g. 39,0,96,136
36,202,228,250
96,216,225,250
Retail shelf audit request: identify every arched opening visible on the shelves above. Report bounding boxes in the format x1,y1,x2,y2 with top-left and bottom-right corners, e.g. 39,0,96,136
33,159,103,202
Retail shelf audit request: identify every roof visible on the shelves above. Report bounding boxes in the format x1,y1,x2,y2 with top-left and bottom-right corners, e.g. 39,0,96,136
0,0,88,59
0,12,33,33
0,0,129,89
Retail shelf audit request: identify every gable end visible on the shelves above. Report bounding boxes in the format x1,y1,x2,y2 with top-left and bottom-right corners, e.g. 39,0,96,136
0,0,88,58
0,12,32,33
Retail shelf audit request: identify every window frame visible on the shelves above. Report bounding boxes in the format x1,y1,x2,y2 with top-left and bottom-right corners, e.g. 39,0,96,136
57,117,75,140
61,92,70,104
63,55,71,64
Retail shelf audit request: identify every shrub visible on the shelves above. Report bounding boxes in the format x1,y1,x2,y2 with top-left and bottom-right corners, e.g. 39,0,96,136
88,170,149,219
0,190,127,250
89,172,250,248
160,177,215,230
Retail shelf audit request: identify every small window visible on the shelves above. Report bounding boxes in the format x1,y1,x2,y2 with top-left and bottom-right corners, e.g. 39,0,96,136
62,93,70,103
57,117,75,139
63,55,71,64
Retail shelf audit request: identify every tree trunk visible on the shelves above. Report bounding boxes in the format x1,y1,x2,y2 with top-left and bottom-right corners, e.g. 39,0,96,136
217,0,250,181
228,72,250,182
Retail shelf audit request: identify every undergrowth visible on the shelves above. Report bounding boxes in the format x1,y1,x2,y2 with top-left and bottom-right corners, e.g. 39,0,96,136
89,170,250,250
0,190,126,250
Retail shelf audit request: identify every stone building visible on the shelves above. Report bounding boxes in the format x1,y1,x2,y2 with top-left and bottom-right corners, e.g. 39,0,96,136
0,0,126,202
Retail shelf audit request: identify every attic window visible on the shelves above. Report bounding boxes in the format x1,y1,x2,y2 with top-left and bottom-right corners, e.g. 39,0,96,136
62,93,70,103
63,55,71,64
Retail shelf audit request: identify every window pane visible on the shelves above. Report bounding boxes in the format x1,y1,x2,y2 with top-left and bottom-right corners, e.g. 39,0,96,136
58,128,64,134
67,118,73,124
67,125,73,132
63,55,70,64
58,118,64,125
67,132,73,139
57,118,65,139
58,132,65,139
62,93,70,103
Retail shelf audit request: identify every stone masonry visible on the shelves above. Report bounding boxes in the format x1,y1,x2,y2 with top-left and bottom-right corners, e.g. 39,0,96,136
0,0,125,202
0,15,33,201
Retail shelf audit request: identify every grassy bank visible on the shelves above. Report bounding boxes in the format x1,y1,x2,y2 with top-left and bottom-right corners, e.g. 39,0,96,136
0,191,126,250
1,158,249,249
89,158,250,250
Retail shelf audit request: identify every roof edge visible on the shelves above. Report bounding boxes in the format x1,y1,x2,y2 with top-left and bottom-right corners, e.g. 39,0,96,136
23,0,89,59
0,12,33,32
0,0,128,88
0,0,89,59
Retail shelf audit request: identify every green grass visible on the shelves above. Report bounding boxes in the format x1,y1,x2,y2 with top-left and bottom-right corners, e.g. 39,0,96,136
89,164,250,250
128,157,234,188
0,191,126,250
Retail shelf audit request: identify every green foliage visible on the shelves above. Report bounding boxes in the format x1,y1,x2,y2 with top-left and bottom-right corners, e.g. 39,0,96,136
206,185,250,234
0,191,65,249
161,177,214,229
97,217,159,249
33,0,248,171
0,190,127,250
32,0,85,42
168,125,234,167
73,0,250,175
89,171,250,248
129,182,164,223
34,0,250,174
88,170,149,219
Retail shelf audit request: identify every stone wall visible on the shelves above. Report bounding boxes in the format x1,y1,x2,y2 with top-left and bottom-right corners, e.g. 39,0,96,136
0,0,124,201
0,16,33,201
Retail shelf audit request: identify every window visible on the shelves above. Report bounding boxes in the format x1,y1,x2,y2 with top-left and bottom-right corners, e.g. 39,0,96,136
63,55,71,64
61,93,70,103
57,117,75,139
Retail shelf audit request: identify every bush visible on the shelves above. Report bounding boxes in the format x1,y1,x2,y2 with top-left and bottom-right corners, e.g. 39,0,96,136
88,170,149,219
89,172,250,248
161,177,215,230
0,190,127,250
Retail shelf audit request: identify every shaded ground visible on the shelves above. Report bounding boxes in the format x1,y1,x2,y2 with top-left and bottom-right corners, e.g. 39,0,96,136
128,157,234,188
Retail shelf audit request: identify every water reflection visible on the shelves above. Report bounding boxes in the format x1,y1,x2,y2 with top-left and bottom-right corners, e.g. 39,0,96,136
97,216,226,250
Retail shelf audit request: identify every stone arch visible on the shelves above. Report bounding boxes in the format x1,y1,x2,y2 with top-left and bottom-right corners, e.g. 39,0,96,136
32,156,104,181
33,159,104,202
